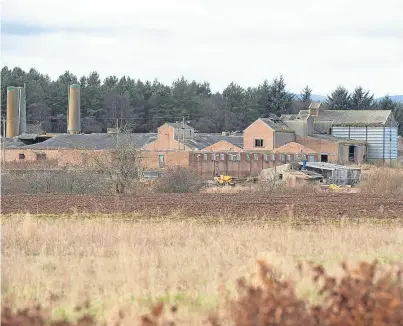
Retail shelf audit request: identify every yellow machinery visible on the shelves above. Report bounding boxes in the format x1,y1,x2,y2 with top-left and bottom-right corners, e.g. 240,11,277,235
214,175,236,186
320,183,354,193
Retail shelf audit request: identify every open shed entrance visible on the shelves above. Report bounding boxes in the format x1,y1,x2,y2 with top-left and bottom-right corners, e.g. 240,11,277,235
349,145,355,162
320,155,328,162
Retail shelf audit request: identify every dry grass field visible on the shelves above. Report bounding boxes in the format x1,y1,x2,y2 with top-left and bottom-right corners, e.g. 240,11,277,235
2,213,403,325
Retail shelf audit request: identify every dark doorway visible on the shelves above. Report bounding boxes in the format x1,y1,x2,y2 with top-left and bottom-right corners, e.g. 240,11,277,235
321,155,328,162
349,145,355,162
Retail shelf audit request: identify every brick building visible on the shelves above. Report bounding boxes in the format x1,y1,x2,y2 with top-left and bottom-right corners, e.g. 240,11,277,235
2,102,399,177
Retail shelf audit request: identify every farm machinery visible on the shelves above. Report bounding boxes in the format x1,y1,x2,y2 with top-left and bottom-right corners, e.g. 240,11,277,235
213,175,257,187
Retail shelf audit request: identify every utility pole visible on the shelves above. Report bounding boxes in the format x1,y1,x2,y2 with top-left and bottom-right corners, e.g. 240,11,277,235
116,118,119,148
182,115,185,150
2,119,6,172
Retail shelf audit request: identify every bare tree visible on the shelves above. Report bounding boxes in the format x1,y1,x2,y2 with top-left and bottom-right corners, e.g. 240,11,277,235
93,124,143,194
258,165,281,193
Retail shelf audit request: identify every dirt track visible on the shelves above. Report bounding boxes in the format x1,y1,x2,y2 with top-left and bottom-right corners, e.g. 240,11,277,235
1,193,403,218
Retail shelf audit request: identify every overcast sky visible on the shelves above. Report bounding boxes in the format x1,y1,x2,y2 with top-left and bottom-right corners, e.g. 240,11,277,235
1,0,402,97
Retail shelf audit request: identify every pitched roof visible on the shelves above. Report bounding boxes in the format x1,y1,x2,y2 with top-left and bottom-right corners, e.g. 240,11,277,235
1,137,26,148
259,118,294,132
309,134,366,144
316,110,391,126
309,101,322,109
183,134,243,150
24,133,158,150
281,111,311,121
275,142,316,154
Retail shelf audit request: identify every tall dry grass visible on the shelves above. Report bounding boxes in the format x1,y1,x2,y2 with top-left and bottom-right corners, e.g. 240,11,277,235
2,214,403,324
358,166,403,194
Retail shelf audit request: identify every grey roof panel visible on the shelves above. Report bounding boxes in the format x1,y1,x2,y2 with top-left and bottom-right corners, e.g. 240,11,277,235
24,133,158,150
299,161,361,171
309,102,322,109
318,110,391,126
183,134,243,150
310,134,366,144
1,138,26,148
260,118,294,132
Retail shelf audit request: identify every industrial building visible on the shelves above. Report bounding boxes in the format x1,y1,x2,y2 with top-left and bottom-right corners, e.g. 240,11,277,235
1,85,400,178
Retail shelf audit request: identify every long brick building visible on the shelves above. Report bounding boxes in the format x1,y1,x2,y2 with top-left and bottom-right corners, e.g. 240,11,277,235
2,102,399,178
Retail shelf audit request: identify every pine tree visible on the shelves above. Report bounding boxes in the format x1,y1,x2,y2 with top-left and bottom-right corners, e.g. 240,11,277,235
266,75,294,116
299,85,312,104
325,86,351,110
350,86,374,109
377,95,397,111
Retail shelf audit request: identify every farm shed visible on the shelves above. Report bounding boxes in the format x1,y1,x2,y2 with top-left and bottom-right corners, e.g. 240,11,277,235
320,110,398,162
299,162,361,186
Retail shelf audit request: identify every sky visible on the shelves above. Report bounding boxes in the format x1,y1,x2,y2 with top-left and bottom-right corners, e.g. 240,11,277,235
1,0,403,97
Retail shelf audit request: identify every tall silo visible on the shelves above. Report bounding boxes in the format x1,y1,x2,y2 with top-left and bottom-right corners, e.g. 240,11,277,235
18,85,27,135
67,84,81,134
6,87,19,138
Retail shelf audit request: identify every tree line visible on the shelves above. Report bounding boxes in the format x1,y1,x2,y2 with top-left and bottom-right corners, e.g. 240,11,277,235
1,66,402,135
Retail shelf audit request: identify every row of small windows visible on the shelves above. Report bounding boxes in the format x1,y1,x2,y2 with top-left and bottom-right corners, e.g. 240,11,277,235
200,153,316,162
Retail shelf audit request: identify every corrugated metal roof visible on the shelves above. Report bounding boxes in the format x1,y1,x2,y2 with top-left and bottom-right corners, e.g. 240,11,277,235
260,118,294,132
183,134,243,150
24,133,158,150
299,162,361,171
317,110,391,126
309,134,366,144
309,102,322,109
1,138,26,148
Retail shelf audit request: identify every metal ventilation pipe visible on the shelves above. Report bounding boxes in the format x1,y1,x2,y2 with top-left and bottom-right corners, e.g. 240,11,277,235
6,87,19,138
67,84,81,134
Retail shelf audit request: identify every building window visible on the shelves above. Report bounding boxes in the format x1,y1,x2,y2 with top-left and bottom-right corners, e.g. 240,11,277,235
19,153,25,160
254,153,259,161
308,155,315,162
271,154,275,161
286,154,291,162
255,139,264,147
158,154,165,168
263,154,268,162
228,154,233,161
36,153,46,160
246,153,250,161
203,153,208,161
212,154,216,161
236,153,241,161
220,153,225,161
280,154,286,163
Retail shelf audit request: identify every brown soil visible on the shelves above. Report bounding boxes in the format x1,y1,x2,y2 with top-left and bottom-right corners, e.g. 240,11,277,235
1,193,402,218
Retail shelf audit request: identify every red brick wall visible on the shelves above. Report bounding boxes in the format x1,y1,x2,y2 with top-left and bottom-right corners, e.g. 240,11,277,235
243,120,275,150
145,124,190,151
189,151,320,178
296,136,339,162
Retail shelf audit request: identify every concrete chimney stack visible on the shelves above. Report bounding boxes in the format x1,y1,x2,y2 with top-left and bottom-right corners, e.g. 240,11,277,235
6,87,19,138
67,84,81,134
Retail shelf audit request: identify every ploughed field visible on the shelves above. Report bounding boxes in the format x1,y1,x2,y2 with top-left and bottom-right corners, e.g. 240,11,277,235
2,193,403,218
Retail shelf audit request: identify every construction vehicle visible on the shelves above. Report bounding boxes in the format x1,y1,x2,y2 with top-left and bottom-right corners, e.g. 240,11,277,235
214,175,236,186
213,175,258,187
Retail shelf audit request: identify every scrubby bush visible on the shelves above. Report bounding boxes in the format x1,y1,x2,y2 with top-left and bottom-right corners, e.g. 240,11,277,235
154,166,203,193
3,260,403,326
